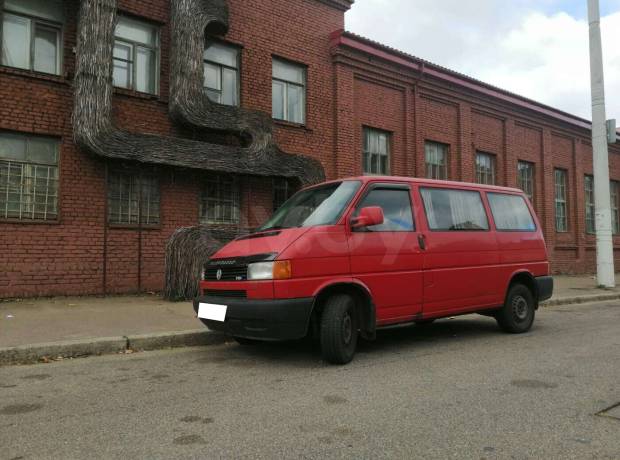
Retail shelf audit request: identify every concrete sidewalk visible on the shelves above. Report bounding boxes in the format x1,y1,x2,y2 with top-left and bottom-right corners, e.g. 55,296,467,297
0,295,227,365
1,274,619,365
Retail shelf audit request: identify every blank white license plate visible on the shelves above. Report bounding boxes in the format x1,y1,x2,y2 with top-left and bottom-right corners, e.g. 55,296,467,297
198,303,227,322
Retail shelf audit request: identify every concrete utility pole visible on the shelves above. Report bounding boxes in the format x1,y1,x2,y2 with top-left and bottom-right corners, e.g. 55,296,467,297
588,0,615,287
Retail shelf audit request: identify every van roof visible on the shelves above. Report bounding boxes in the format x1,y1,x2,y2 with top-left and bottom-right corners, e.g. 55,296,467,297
315,176,524,194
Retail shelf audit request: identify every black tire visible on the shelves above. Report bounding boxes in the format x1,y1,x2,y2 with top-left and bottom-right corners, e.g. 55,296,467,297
496,283,536,333
319,294,358,365
233,336,259,345
414,319,435,326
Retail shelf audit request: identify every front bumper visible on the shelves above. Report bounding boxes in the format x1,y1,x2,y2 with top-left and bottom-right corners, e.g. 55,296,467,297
536,276,554,302
193,295,314,341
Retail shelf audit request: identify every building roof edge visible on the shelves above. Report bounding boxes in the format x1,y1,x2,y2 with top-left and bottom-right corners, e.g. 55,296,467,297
333,30,594,133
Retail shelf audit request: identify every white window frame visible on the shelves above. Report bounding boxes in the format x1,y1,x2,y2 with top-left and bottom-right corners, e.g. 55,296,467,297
113,16,159,95
517,160,534,202
611,180,619,236
363,127,390,175
200,174,240,225
204,41,240,106
425,141,448,180
555,169,568,233
475,152,496,185
1,9,62,75
272,57,306,124
0,132,59,221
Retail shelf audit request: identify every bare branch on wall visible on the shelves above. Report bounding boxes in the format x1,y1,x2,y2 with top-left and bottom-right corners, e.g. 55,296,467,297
72,0,325,300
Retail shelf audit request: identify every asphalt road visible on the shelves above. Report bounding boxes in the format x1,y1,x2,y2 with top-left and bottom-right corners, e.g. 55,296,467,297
1,301,619,460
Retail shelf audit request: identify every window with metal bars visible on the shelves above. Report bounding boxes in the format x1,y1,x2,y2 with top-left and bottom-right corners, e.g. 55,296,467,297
1,0,63,75
611,180,619,235
200,174,240,224
363,128,390,175
584,175,595,234
113,16,159,94
517,161,534,202
107,170,160,226
424,141,448,180
475,152,496,185
204,41,239,106
0,132,59,221
273,178,292,212
554,169,568,232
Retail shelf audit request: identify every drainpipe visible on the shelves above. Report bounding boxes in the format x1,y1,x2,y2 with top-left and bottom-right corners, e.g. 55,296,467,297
103,163,109,295
137,171,143,293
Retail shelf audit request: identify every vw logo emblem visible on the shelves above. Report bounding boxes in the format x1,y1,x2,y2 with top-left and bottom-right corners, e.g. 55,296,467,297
216,269,223,280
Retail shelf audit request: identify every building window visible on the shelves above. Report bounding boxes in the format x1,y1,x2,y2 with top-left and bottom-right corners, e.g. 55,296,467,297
554,169,568,232
363,128,390,175
113,16,158,94
0,132,59,221
200,175,240,224
517,161,534,201
611,180,619,235
1,0,63,75
425,142,448,180
584,175,595,234
107,170,160,226
273,178,293,211
272,58,306,124
475,152,496,185
204,41,239,106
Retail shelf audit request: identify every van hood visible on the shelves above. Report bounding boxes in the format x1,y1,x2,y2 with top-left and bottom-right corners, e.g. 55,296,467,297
211,227,314,260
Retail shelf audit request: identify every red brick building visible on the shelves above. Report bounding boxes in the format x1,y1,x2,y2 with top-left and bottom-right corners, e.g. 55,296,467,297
1,0,619,298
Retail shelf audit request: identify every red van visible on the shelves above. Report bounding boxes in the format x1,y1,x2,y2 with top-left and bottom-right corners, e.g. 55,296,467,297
193,177,553,364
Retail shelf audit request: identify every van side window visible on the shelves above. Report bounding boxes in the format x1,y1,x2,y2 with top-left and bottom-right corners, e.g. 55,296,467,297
355,188,414,232
488,193,536,231
420,188,489,231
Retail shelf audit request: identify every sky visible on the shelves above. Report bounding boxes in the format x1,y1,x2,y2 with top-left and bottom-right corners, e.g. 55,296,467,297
346,0,620,123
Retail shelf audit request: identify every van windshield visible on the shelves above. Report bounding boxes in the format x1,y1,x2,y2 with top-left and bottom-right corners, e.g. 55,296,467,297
258,181,361,231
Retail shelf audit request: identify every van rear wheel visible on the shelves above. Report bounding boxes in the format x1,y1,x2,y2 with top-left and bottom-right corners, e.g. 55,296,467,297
496,283,535,333
320,294,358,365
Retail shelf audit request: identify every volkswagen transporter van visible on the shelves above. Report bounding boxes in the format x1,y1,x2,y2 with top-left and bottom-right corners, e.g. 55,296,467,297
193,177,553,364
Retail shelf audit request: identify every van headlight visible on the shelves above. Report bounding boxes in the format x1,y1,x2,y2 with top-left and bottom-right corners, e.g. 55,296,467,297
247,261,292,280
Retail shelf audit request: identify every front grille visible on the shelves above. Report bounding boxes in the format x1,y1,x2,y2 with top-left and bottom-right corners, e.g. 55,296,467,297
206,289,247,298
205,264,248,281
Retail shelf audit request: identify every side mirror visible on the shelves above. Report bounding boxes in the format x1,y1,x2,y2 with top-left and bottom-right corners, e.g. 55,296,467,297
351,206,384,229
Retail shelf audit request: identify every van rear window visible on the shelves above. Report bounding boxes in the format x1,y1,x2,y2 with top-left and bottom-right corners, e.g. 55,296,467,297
420,188,489,231
487,193,536,231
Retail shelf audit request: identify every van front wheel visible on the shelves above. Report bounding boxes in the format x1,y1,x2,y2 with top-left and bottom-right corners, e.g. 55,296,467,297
496,283,535,334
320,294,358,365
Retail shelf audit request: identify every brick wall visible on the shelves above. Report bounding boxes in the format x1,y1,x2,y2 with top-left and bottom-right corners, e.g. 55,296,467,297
1,0,619,298
335,42,620,275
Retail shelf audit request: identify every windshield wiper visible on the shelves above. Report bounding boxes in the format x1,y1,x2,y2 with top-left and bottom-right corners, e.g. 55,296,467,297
257,225,291,232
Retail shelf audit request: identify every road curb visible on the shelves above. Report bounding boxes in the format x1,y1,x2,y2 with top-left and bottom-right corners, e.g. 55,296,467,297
0,336,128,366
0,330,227,366
542,292,620,307
126,329,228,351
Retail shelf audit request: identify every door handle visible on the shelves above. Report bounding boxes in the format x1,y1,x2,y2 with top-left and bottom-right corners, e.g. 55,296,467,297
418,234,427,251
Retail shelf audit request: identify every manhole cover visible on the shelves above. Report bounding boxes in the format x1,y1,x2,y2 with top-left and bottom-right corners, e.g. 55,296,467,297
597,403,620,421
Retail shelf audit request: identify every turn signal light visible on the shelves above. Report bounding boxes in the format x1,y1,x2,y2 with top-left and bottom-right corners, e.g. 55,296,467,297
273,260,292,280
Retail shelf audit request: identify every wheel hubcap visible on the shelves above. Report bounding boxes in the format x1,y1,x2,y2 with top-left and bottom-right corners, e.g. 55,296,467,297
342,313,352,345
512,296,529,321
